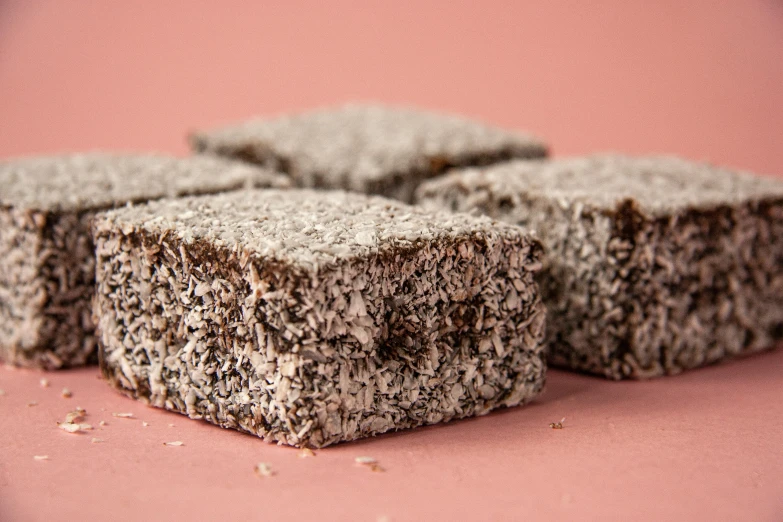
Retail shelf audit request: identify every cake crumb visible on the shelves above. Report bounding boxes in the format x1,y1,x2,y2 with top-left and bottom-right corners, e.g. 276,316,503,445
58,421,93,433
33,455,49,461
27,401,38,407
58,423,82,433
61,388,72,398
355,456,384,472
65,408,86,423
112,412,134,419
298,448,316,458
91,438,104,444
168,423,175,427
163,441,183,446
40,378,50,388
142,421,149,427
99,420,107,426
549,417,566,429
254,462,274,477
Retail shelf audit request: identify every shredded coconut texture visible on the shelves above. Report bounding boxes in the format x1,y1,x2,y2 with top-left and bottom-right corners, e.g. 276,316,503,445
190,103,548,202
0,153,289,212
416,154,783,379
94,189,547,447
0,153,290,369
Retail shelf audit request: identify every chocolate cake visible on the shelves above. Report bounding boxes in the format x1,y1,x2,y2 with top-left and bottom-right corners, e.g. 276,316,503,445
190,103,548,202
0,153,289,369
93,189,546,447
416,155,783,379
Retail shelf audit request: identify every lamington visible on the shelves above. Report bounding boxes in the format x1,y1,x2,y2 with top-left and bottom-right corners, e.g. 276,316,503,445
190,103,548,202
415,155,783,379
92,189,546,447
0,153,289,369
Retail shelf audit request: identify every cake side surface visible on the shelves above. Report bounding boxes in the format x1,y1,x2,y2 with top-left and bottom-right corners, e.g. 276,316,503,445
416,156,783,378
609,198,783,377
94,189,546,446
0,208,98,368
0,208,48,366
0,154,290,369
190,104,548,202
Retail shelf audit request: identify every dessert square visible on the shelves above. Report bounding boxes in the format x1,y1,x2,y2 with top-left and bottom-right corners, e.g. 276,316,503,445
190,104,548,202
93,189,546,447
416,155,783,378
0,153,288,368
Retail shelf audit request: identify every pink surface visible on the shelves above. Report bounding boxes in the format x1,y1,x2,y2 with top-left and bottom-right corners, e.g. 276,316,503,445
1,353,782,522
0,2,782,521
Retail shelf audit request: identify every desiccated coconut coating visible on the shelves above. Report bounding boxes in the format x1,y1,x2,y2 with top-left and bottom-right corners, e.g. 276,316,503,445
93,189,546,447
415,155,783,379
190,103,548,202
0,153,289,369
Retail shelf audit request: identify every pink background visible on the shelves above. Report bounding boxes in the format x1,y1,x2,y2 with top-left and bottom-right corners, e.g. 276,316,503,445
0,2,782,520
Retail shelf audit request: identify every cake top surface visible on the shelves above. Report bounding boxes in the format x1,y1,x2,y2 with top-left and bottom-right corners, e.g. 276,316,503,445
0,153,290,212
191,103,548,188
417,155,783,216
96,188,533,270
